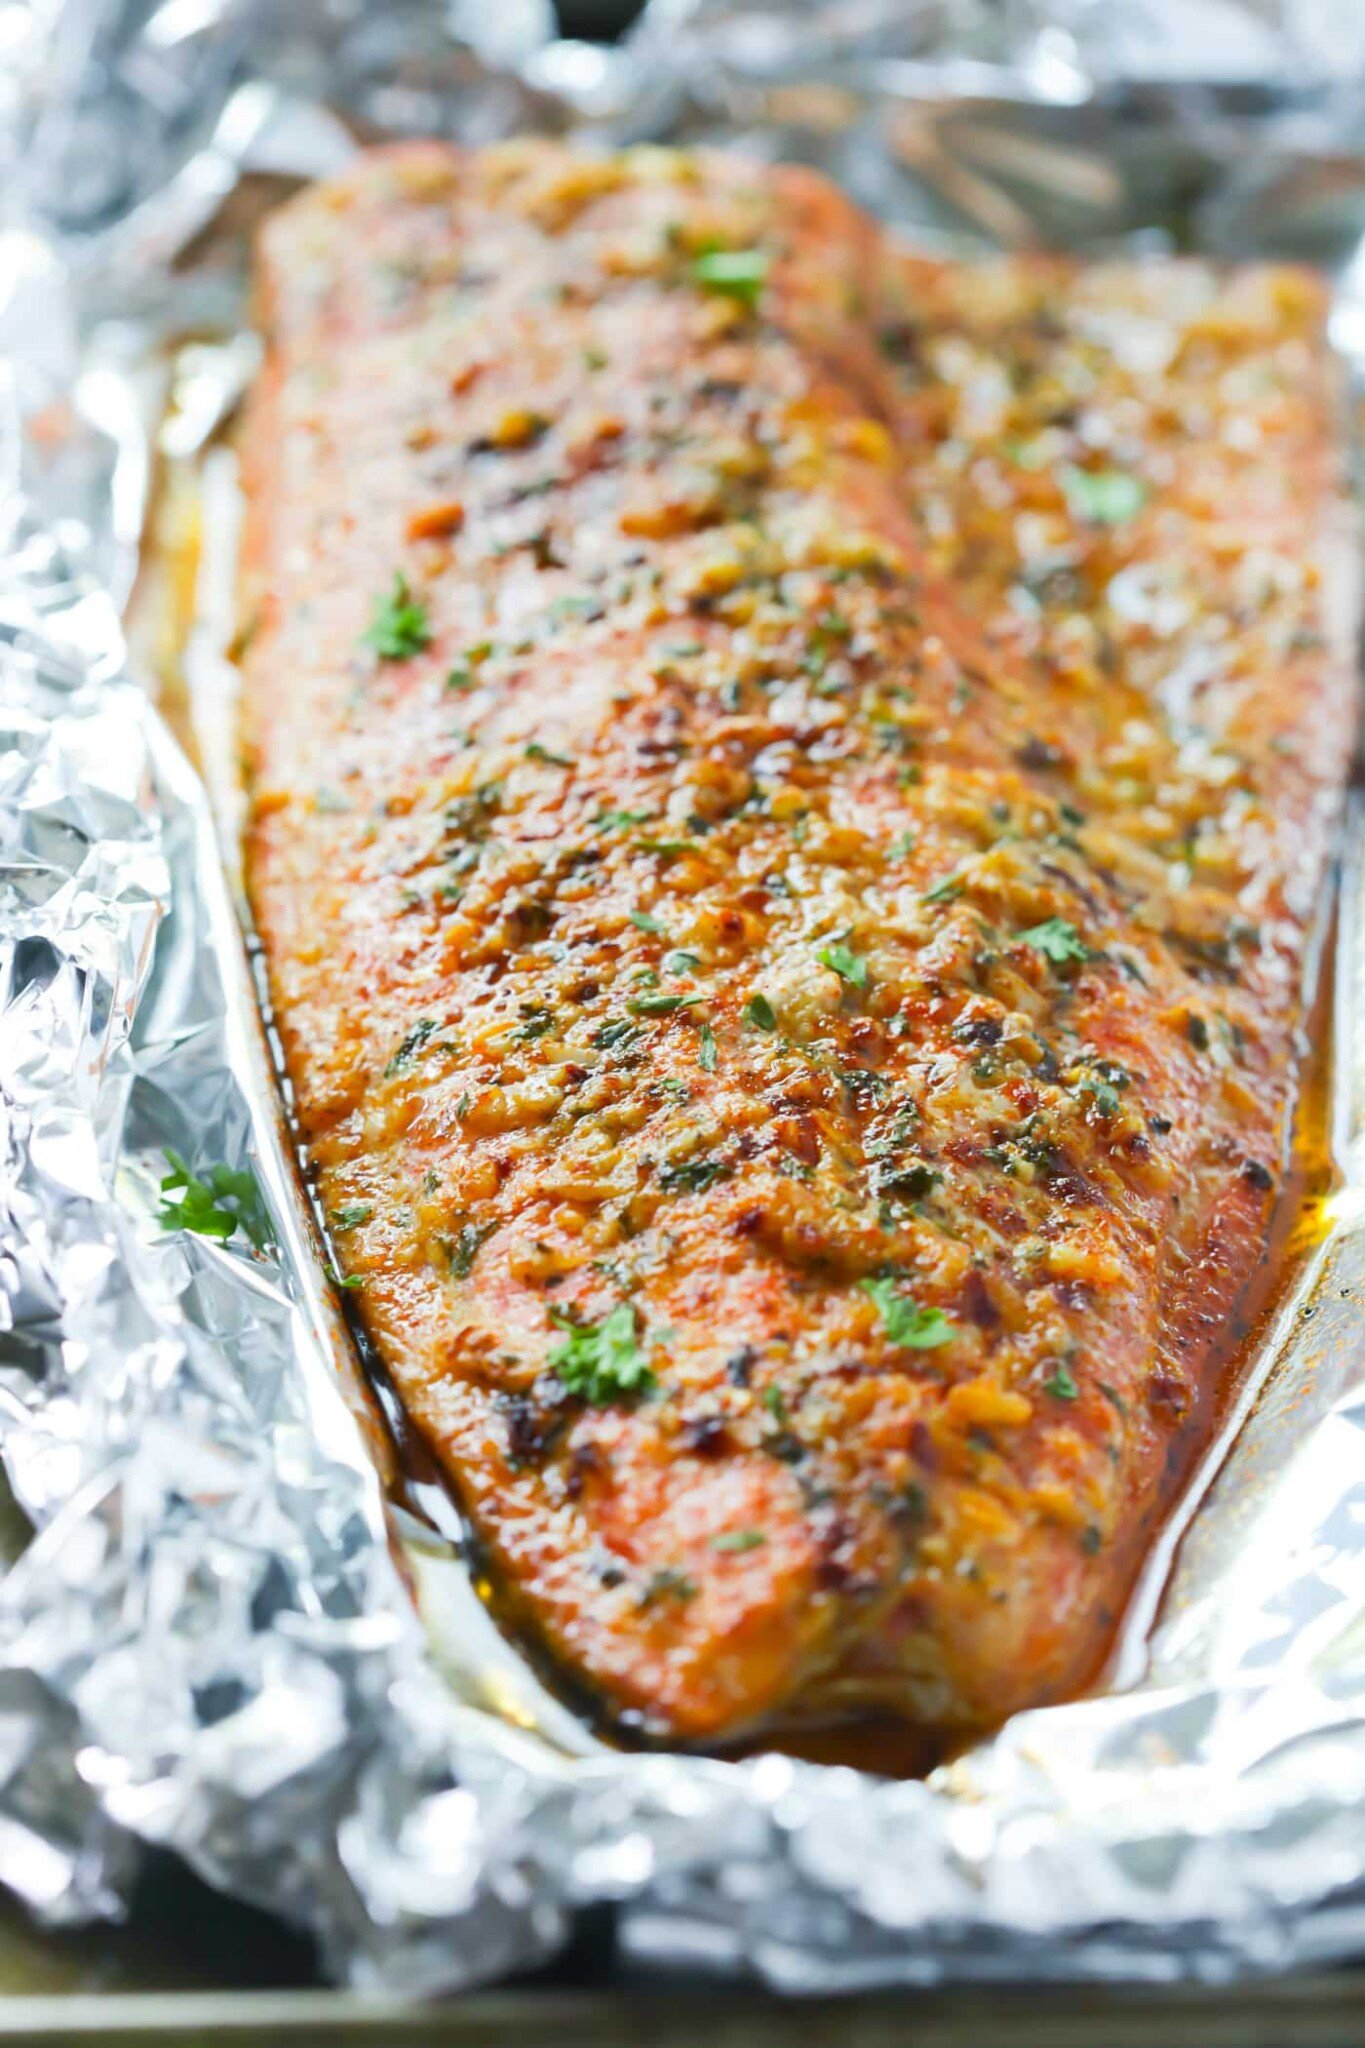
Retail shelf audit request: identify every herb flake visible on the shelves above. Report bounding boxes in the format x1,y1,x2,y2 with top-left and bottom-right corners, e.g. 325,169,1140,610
548,1301,655,1405
860,1276,955,1350
689,247,769,309
817,941,869,988
158,1150,270,1249
363,573,430,660
1018,917,1089,967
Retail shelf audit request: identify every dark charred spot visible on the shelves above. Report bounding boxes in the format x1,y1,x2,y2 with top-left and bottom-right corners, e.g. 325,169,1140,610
954,1014,1002,1048
1147,1369,1192,1421
564,1439,607,1500
726,1344,757,1387
1039,859,1102,917
959,1269,1001,1330
773,1114,820,1167
1242,1158,1274,1192
909,1418,939,1471
1150,1115,1173,1136
1016,735,1068,772
810,1506,878,1596
877,319,923,368
680,1414,729,1456
501,1393,559,1467
845,1018,886,1059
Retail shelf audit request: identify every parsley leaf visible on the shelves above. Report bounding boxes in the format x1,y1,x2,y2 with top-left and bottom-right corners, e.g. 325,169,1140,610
385,1016,440,1076
658,1156,731,1194
630,909,666,934
548,1301,655,1405
744,993,777,1031
363,573,431,660
859,1276,955,1350
594,807,655,834
447,1221,495,1278
711,1529,767,1552
1017,917,1089,966
158,1150,270,1248
817,941,869,988
628,992,701,1017
698,1021,718,1073
333,1202,373,1230
1044,1361,1079,1400
689,247,769,309
1059,466,1147,527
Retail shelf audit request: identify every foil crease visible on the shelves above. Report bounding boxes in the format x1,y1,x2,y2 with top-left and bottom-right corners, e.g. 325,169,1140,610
1,0,1365,1996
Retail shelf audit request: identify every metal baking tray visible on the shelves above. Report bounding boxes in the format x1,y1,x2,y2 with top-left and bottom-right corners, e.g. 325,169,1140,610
9,0,1365,2030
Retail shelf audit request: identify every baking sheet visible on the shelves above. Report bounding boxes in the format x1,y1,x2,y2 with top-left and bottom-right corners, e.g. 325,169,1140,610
3,0,1365,2000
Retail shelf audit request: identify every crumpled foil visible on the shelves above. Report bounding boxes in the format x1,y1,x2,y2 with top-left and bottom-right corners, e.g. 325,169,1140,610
2,0,1365,1997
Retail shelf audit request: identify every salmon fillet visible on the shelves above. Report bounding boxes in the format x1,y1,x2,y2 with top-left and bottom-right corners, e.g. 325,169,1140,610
241,141,1355,1745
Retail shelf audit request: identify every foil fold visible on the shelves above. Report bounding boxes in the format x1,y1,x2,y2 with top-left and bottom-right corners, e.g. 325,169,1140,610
1,0,1365,1996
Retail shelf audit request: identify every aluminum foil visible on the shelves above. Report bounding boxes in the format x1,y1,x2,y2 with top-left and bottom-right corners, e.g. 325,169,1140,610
3,0,1365,1996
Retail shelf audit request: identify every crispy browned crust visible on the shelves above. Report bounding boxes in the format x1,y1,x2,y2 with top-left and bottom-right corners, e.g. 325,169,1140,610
241,140,1354,1744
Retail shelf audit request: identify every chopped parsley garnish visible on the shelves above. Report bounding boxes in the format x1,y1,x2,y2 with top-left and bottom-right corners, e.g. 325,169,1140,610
630,909,666,934
1060,466,1147,527
1044,1361,1079,1400
448,1222,495,1278
698,1021,718,1072
1018,917,1089,966
628,992,701,1017
689,247,769,309
640,1566,697,1605
744,993,777,1031
664,949,700,974
711,1529,767,1552
328,1266,364,1291
548,1301,655,1405
594,807,655,833
363,573,430,660
658,1156,731,1194
859,1276,955,1350
525,741,574,767
446,640,493,689
922,871,964,906
385,1016,439,1075
515,1004,556,1042
333,1202,373,1230
817,941,869,989
593,1018,642,1052
157,1150,270,1249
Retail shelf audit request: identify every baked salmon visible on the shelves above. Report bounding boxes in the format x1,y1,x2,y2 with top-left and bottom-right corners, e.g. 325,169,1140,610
241,140,1355,1745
